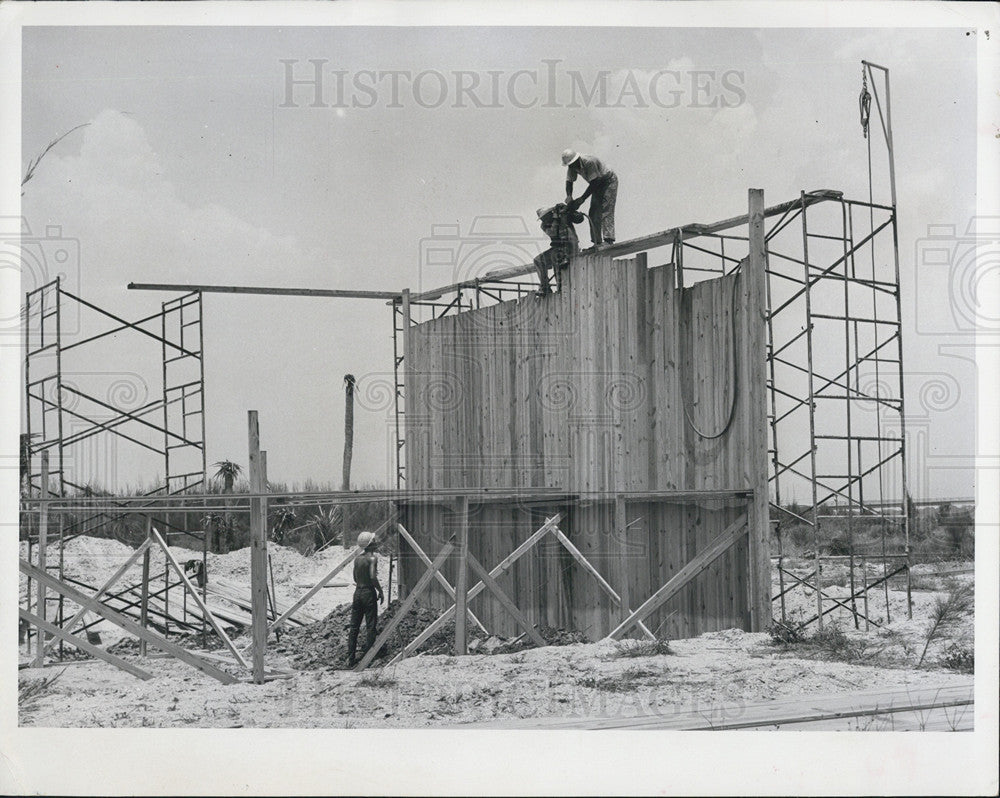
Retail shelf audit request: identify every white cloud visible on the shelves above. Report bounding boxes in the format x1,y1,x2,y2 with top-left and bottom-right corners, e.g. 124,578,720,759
24,109,321,291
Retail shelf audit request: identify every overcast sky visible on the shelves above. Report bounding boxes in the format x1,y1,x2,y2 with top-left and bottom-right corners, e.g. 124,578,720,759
15,24,984,497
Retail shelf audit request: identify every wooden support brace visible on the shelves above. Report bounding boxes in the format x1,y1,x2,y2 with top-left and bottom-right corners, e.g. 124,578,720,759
150,528,249,669
33,450,49,667
20,559,238,685
466,552,546,648
549,526,656,641
397,522,487,634
268,515,395,633
453,496,469,655
387,514,562,665
607,514,749,640
43,537,153,656
355,539,455,671
21,608,154,681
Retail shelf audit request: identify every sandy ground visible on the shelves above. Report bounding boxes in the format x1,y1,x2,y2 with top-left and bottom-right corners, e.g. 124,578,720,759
18,537,974,729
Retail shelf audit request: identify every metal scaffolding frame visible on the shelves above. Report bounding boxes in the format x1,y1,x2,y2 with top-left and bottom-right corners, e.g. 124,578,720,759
386,185,910,632
22,278,210,654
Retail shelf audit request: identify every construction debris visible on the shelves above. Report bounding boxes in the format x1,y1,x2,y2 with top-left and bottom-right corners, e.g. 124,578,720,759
275,600,590,669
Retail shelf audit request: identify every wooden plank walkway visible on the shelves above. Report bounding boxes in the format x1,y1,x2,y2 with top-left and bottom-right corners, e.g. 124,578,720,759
457,683,974,730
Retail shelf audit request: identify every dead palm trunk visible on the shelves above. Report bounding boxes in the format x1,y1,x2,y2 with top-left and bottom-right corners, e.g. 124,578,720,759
341,374,355,546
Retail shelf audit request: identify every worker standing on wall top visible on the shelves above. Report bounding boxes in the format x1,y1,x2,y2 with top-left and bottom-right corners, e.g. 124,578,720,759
346,530,384,668
563,149,618,247
533,202,582,295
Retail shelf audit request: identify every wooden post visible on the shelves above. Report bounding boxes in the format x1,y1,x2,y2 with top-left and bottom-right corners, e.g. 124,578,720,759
139,517,152,657
33,450,49,667
615,494,630,632
248,411,267,683
744,188,772,631
453,495,469,655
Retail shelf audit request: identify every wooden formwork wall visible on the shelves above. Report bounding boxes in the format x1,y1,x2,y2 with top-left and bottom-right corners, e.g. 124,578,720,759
400,241,769,638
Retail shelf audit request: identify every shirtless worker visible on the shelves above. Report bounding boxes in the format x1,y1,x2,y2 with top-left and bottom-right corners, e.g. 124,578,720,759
346,530,385,668
562,149,618,247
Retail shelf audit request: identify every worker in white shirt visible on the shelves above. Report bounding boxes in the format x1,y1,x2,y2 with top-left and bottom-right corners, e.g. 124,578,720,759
562,149,618,247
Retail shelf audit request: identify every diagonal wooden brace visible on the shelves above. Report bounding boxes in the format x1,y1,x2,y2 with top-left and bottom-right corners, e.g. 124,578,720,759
397,522,488,634
550,525,657,641
21,607,153,681
20,559,238,685
607,514,748,640
43,537,153,656
466,552,546,648
355,539,455,671
387,514,563,665
151,528,248,669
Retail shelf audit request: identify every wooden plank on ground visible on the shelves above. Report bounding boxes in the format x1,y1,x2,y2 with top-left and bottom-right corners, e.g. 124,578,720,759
20,607,153,681
20,559,239,685
608,514,748,639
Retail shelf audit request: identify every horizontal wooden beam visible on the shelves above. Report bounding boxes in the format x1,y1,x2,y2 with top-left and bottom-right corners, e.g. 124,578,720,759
406,190,844,303
26,487,749,509
128,282,400,300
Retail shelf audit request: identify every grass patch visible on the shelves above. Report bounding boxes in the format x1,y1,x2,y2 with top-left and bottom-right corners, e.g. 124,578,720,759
610,638,674,658
576,665,662,693
19,669,64,710
357,666,397,688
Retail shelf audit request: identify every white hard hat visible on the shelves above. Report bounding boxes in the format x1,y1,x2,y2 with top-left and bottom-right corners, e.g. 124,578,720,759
561,148,580,166
536,206,552,219
357,531,376,549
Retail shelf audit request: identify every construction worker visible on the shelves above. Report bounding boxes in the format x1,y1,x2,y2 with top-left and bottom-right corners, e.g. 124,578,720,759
533,202,582,295
346,530,385,668
562,149,618,246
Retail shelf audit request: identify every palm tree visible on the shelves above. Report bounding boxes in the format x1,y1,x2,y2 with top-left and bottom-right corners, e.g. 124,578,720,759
212,461,242,551
212,460,242,493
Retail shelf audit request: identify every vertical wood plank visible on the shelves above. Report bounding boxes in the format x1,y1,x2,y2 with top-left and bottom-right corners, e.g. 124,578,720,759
248,410,267,683
139,516,152,657
454,495,469,654
745,188,772,631
33,450,49,666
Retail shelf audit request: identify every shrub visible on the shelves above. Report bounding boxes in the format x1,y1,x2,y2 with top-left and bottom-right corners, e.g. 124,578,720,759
940,644,974,674
768,619,805,645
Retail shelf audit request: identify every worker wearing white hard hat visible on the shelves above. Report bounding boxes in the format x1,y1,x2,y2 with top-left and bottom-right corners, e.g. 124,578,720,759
562,149,618,247
346,530,384,668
